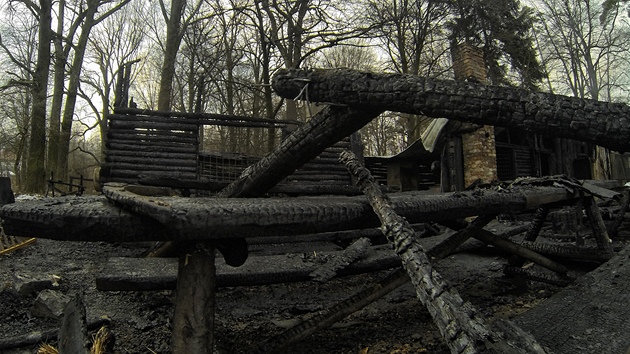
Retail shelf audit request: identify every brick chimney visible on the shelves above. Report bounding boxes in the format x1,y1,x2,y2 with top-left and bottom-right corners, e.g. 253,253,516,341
451,42,498,186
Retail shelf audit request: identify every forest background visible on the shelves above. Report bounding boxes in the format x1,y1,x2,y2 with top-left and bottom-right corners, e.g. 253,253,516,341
1,0,630,193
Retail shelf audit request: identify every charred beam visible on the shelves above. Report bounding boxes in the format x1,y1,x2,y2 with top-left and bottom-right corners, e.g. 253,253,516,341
272,68,630,152
340,150,548,354
216,105,382,198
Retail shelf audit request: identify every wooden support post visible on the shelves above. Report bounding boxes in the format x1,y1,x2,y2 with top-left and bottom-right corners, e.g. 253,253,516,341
340,150,549,354
582,195,614,259
608,189,630,239
172,243,216,354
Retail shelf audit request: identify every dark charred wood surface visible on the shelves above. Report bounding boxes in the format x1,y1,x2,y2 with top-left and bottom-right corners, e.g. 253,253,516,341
0,196,172,242
515,244,630,354
0,184,582,242
272,68,630,153
101,182,580,242
171,245,215,353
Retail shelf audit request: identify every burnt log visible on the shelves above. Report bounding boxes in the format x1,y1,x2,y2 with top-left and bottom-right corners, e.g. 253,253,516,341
96,246,402,291
272,68,630,153
0,318,111,350
608,189,630,239
1,184,584,242
340,150,548,354
0,196,171,242
100,182,583,242
309,237,372,282
216,105,382,198
113,106,298,126
105,142,197,154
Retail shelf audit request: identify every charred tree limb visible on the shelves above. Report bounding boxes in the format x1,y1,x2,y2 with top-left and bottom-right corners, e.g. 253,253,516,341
272,68,630,153
0,318,111,350
309,237,372,282
526,206,550,242
519,241,615,263
340,150,548,354
439,219,569,275
503,266,574,287
250,268,411,354
216,105,382,198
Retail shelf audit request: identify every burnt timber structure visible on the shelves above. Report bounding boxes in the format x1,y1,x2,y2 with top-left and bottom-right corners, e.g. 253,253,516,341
272,68,630,153
2,67,630,352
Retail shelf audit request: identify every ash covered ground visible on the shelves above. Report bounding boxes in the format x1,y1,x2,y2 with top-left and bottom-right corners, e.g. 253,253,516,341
0,228,568,353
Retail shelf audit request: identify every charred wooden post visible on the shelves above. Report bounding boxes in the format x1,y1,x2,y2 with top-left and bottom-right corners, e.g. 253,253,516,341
171,243,216,353
272,68,630,153
582,195,614,259
340,150,549,354
608,189,630,239
58,293,89,354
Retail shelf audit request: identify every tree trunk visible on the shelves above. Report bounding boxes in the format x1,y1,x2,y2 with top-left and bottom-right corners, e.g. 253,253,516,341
47,0,66,178
24,0,53,193
272,68,630,153
157,0,186,111
57,0,100,182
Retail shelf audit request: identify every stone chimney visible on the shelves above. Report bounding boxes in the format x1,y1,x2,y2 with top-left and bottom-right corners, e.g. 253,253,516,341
451,42,498,186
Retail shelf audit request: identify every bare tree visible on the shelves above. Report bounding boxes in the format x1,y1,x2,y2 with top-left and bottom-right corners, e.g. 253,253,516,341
363,0,451,145
24,0,53,193
0,4,39,189
81,0,148,157
156,0,204,111
55,0,132,183
534,0,630,178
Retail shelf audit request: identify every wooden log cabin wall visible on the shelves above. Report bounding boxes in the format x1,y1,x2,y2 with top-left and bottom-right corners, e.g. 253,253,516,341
100,107,363,196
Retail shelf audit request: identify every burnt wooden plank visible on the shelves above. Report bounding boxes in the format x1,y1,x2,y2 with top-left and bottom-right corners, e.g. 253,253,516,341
107,131,198,143
105,142,198,154
109,119,200,131
105,150,196,161
102,162,197,173
104,155,197,167
96,246,402,291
